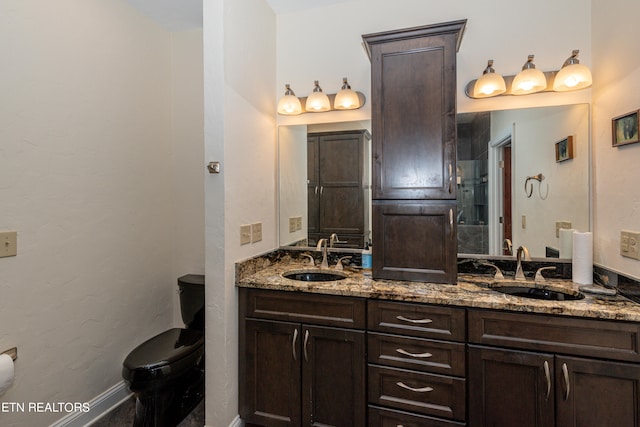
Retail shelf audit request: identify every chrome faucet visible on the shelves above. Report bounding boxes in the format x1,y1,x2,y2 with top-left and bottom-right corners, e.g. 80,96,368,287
329,233,346,248
316,238,329,269
515,245,530,281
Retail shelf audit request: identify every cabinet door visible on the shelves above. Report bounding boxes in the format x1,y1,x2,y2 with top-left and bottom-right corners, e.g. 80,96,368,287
367,28,459,201
556,356,640,427
468,345,555,427
242,319,301,427
373,201,456,283
307,136,320,235
301,325,366,427
318,132,365,235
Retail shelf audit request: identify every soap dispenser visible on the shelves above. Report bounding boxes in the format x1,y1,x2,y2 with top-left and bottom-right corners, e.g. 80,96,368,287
362,243,372,276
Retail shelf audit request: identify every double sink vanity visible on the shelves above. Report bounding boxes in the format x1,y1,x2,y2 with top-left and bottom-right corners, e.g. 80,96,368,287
237,251,640,427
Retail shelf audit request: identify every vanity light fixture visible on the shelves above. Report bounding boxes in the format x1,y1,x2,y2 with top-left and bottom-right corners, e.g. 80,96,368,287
473,60,507,98
305,80,331,112
553,50,592,92
277,84,302,115
333,77,361,110
465,50,592,99
511,55,547,95
276,78,366,115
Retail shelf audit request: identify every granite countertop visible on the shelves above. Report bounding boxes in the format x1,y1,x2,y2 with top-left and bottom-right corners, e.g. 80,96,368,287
236,256,640,323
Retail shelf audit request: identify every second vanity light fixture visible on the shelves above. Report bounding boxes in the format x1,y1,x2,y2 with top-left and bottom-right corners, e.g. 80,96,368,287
277,78,366,115
466,50,593,99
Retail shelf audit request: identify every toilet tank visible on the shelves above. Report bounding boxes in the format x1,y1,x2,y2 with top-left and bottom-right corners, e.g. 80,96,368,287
178,274,205,331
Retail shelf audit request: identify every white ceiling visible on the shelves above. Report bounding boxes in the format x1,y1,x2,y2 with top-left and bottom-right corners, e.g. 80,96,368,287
124,0,352,32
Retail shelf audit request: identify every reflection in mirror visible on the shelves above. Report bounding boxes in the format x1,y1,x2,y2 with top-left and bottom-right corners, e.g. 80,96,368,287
278,121,372,251
278,105,590,260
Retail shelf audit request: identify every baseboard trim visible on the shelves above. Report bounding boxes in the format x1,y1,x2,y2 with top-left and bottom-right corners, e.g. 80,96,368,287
49,381,132,427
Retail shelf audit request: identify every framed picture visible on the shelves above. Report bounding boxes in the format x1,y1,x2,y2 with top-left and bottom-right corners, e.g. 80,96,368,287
612,110,640,147
555,136,574,162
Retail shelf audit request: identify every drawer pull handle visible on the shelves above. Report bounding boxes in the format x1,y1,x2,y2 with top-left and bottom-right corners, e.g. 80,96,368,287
562,363,570,401
396,381,433,393
543,360,551,400
448,163,453,193
396,348,433,358
292,328,298,361
396,315,433,324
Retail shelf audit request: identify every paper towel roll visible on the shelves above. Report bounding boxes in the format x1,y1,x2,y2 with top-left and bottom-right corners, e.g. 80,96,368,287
0,353,15,397
559,228,576,258
572,231,593,285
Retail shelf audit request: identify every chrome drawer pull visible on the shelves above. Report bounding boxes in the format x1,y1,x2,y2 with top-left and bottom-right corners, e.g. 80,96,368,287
396,348,433,358
292,328,298,361
396,315,433,324
562,363,570,401
396,381,433,393
303,329,310,362
543,360,551,400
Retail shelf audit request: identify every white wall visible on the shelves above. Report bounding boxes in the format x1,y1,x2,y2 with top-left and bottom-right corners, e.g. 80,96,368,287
0,0,182,425
170,30,205,325
278,125,308,246
203,0,276,425
592,0,640,279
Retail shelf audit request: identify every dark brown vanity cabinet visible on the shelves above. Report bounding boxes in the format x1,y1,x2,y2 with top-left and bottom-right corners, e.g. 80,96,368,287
362,21,466,283
307,130,370,249
468,310,640,427
367,300,467,426
239,289,366,427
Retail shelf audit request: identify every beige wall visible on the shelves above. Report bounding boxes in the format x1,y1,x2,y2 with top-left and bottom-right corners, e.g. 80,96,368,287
204,0,276,425
592,0,640,279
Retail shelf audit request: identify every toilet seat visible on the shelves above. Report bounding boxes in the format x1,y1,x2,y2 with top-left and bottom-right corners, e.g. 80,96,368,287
122,328,204,387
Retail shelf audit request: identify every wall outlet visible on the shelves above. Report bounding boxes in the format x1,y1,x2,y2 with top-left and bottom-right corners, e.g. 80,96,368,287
240,225,251,245
289,217,296,233
295,216,302,231
0,231,17,257
621,230,640,260
556,221,572,238
251,222,262,243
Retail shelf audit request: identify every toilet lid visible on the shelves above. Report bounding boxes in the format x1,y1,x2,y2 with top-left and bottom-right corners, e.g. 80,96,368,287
123,328,203,383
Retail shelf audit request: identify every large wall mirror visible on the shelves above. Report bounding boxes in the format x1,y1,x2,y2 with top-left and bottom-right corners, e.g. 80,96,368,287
278,103,590,260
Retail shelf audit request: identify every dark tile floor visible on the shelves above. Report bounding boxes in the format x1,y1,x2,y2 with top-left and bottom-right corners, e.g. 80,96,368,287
90,396,205,426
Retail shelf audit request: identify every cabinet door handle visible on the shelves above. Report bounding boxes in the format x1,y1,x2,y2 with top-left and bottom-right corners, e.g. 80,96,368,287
314,186,318,195
303,329,310,362
543,360,551,400
449,209,454,239
292,328,298,361
396,348,433,358
396,381,433,393
562,363,570,401
396,315,433,324
448,163,453,193
320,186,324,196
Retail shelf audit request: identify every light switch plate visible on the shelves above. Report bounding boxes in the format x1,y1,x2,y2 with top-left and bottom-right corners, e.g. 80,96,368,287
556,221,572,238
621,230,640,260
251,222,262,243
295,216,302,231
289,217,296,233
240,225,251,245
0,231,17,257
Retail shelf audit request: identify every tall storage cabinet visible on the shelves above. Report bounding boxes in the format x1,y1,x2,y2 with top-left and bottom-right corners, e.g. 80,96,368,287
363,21,466,283
307,130,371,249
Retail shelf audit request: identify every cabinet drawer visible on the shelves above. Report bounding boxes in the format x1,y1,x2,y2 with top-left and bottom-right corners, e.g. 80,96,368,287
368,332,465,376
241,289,366,329
369,405,466,427
368,365,466,421
468,309,640,362
368,300,466,341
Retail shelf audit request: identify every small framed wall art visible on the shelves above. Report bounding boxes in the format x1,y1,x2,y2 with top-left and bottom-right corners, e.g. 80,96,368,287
612,109,639,147
555,136,574,162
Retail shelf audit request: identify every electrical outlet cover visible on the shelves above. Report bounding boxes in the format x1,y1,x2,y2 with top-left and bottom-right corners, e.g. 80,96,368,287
621,230,640,260
240,225,251,245
251,222,262,243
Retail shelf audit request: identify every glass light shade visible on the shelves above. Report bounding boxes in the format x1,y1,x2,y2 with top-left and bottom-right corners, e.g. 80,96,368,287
473,72,506,98
277,94,302,115
553,63,592,91
511,68,547,95
334,88,360,110
305,84,331,112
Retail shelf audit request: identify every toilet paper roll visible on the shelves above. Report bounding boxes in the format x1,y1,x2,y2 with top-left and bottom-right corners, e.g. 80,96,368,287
572,231,593,285
0,353,15,397
559,228,576,258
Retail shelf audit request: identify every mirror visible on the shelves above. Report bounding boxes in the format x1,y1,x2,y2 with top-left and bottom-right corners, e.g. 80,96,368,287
278,104,590,259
